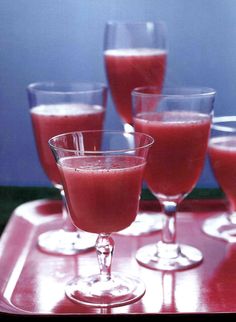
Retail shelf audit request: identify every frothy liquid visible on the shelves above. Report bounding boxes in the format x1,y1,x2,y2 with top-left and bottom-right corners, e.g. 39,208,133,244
134,111,211,199
105,48,167,57
31,103,105,186
59,155,145,233
104,48,167,124
31,103,104,116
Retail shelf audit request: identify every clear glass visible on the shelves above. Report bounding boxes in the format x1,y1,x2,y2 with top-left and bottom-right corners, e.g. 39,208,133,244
27,82,107,255
49,130,153,307
202,116,236,242
132,86,216,271
104,20,168,236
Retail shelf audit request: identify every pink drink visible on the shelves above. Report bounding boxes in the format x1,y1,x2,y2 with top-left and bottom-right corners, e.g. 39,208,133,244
59,156,145,233
104,48,167,124
208,136,236,210
31,103,105,186
134,111,211,198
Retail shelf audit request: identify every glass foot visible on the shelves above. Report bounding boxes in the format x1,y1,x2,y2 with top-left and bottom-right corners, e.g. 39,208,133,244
37,229,97,255
136,243,203,271
65,273,145,308
202,213,236,243
115,212,163,236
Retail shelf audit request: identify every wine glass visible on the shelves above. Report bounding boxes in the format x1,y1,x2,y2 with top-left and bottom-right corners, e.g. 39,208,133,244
27,82,107,255
132,86,216,271
202,116,236,242
49,130,154,307
104,20,168,236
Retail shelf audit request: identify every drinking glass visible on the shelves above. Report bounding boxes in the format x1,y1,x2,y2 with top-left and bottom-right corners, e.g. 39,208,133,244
104,20,168,236
104,20,167,130
49,130,153,307
202,116,236,242
132,86,216,270
27,82,107,255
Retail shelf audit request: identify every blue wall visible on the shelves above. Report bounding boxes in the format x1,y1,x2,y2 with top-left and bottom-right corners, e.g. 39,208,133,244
0,0,235,187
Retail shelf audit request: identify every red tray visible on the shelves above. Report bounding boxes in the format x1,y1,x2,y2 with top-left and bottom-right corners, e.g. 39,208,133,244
0,198,234,317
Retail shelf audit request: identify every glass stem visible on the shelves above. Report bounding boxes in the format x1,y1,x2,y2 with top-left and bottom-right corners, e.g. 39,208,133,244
96,233,114,282
161,201,177,244
158,200,180,258
60,189,76,232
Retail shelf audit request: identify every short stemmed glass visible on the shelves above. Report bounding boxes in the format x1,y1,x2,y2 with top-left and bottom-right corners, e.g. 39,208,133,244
132,86,216,270
104,20,168,236
27,82,107,255
202,116,236,242
49,130,153,307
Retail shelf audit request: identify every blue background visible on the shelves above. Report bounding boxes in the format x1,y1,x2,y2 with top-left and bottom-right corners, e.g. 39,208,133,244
0,0,235,188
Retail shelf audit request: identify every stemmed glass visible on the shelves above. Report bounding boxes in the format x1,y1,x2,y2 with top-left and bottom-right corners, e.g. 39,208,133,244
104,20,168,235
132,86,216,270
202,116,236,242
27,82,107,255
49,130,153,307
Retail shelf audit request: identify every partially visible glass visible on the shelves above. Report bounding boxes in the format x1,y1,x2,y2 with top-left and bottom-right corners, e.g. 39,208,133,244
49,130,154,307
132,86,216,271
104,20,168,236
202,116,236,242
27,82,107,255
104,20,167,130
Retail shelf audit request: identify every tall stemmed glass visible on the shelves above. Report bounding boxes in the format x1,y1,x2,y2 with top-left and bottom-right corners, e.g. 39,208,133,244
104,21,168,235
104,21,167,131
132,86,216,270
49,130,153,307
27,82,107,255
202,116,236,242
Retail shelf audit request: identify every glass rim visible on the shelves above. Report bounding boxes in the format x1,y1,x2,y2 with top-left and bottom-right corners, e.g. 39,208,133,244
132,86,216,98
27,81,107,95
105,20,166,27
211,116,236,133
48,130,154,154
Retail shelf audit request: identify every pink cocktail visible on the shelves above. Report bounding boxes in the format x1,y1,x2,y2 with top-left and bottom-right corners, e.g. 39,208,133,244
49,130,153,307
27,82,107,256
104,48,167,124
104,21,167,128
31,103,105,187
132,86,215,271
104,21,167,237
209,136,236,210
134,111,211,198
59,155,145,233
202,117,236,242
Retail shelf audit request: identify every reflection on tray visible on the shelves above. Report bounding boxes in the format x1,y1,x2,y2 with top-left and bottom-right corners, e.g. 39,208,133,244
0,198,234,315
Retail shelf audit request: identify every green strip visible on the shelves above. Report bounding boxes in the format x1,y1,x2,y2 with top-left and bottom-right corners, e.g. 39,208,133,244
0,186,224,234
0,186,60,234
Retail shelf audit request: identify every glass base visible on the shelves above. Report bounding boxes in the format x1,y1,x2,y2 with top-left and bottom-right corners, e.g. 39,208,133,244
202,213,236,243
65,273,145,308
115,213,163,236
37,229,97,255
136,243,203,271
